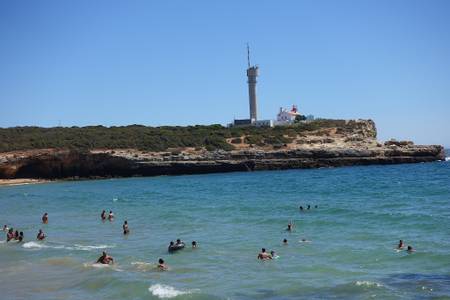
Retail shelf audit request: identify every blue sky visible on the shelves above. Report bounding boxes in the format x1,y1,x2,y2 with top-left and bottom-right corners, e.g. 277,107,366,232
0,0,449,146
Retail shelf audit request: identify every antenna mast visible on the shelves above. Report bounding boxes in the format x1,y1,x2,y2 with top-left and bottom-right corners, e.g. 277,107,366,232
247,43,250,68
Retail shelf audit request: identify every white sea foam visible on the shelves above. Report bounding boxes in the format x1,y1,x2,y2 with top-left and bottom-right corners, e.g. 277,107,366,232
355,281,383,287
72,244,113,251
84,262,111,268
148,284,191,298
22,241,48,249
22,241,114,251
445,156,450,162
131,261,154,271
82,262,123,272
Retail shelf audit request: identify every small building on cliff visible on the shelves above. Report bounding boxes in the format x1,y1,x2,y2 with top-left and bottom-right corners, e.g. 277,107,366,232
275,105,301,125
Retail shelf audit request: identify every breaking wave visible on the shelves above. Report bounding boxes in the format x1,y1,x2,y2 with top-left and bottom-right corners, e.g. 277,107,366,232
22,241,114,251
148,284,192,298
355,280,383,287
22,241,49,249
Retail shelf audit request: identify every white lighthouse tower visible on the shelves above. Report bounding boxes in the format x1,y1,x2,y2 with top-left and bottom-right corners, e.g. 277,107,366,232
247,44,259,122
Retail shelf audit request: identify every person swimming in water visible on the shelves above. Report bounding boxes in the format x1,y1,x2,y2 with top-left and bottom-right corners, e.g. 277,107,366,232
307,205,311,210
407,245,415,253
42,212,48,224
123,220,129,235
314,205,318,208
257,248,272,260
108,210,114,221
96,251,114,264
270,250,278,259
14,230,19,240
37,229,46,241
2,225,8,232
18,232,24,242
6,228,14,242
283,238,288,245
299,206,304,211
101,210,106,221
157,258,168,270
397,240,404,249
192,241,197,248
287,222,293,231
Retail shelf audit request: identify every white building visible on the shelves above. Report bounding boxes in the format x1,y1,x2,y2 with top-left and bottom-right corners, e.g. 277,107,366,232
276,105,301,125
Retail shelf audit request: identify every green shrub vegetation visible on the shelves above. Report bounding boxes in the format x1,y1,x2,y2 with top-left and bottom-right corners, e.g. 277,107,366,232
0,119,361,152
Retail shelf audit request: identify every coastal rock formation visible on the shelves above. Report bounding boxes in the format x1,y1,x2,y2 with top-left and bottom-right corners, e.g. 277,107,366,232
0,146,445,181
0,120,445,180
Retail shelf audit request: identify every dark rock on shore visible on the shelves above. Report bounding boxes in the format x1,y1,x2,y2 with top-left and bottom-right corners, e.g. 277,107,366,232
0,144,445,180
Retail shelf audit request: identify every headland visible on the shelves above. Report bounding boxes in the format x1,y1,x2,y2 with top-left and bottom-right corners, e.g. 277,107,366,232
0,119,444,183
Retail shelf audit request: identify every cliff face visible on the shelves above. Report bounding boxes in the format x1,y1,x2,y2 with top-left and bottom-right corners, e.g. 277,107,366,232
0,120,445,179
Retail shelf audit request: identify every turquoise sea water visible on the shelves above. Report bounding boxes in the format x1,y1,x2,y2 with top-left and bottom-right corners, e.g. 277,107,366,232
1,161,450,299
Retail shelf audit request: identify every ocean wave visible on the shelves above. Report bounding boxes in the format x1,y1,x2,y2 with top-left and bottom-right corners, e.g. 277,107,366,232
22,241,114,251
22,241,48,249
148,284,191,299
355,281,383,287
445,156,450,162
83,263,124,272
72,244,113,251
131,261,154,271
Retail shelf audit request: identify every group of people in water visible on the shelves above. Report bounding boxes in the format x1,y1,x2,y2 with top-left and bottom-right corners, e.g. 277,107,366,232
397,239,415,253
95,211,199,269
4,204,416,271
299,204,317,211
257,206,415,260
100,209,130,235
100,210,115,221
3,212,48,243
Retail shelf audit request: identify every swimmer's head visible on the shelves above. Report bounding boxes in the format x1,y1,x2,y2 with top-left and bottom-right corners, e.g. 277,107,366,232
159,258,164,264
170,241,174,246
262,248,266,253
283,239,288,244
102,251,107,256
176,239,181,243
270,251,275,256
192,241,197,246
124,220,127,224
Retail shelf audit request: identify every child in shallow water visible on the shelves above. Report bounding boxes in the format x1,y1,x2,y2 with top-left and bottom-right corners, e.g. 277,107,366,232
407,245,415,253
18,232,24,242
123,220,129,235
96,251,114,264
37,229,46,241
158,258,168,270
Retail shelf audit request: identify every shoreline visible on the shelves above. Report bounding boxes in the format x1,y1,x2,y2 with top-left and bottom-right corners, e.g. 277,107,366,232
0,159,447,187
0,178,51,187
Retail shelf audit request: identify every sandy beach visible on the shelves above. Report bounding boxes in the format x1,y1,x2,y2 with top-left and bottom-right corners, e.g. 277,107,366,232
0,178,49,187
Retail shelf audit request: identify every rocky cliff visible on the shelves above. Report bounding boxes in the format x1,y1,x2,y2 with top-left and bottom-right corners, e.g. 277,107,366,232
0,120,445,180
